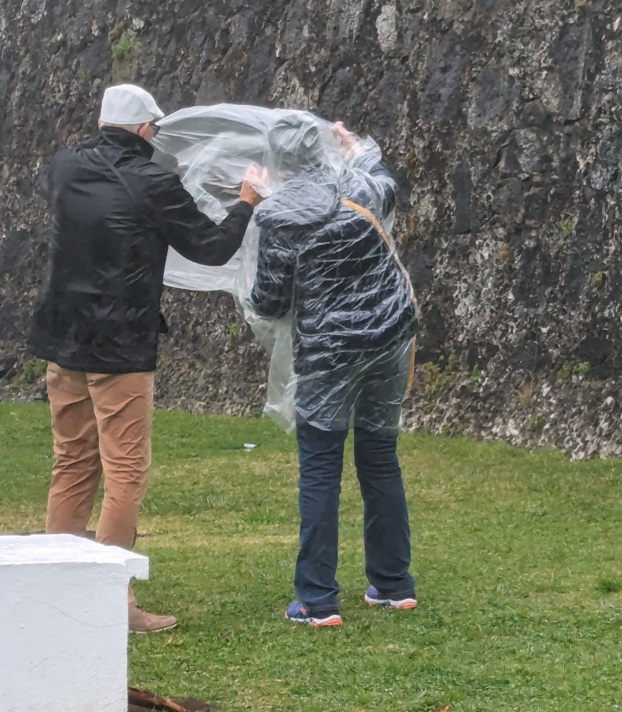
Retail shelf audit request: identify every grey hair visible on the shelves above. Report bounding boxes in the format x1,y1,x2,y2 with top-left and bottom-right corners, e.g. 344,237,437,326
98,120,144,133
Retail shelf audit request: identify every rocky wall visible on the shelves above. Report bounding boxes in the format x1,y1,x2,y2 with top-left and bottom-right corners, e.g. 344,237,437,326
1,0,621,458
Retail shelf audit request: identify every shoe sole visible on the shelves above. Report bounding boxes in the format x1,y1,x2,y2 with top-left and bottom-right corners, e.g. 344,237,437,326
285,613,343,627
364,594,418,610
130,621,178,634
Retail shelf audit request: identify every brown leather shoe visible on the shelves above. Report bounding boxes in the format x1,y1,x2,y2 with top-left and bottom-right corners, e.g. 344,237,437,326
129,605,178,634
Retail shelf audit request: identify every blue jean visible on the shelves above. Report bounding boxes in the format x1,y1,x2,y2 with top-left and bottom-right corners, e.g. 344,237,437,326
294,423,415,613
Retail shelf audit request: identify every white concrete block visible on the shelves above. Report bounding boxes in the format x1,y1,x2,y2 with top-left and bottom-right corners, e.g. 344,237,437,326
0,534,149,712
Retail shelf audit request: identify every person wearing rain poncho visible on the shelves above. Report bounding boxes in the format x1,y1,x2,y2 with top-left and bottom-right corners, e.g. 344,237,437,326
250,116,419,626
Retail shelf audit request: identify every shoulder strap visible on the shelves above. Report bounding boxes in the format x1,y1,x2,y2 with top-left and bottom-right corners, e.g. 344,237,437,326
340,198,391,250
340,197,416,305
341,196,418,391
93,147,140,208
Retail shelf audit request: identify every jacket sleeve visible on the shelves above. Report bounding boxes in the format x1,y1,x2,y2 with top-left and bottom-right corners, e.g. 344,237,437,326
34,154,60,202
34,164,51,201
352,157,396,218
152,171,254,266
250,228,296,319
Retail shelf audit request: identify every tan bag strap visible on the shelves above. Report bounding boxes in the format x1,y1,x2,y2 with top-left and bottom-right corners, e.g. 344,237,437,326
340,198,417,305
341,198,417,392
341,198,393,251
407,339,416,392
340,198,417,391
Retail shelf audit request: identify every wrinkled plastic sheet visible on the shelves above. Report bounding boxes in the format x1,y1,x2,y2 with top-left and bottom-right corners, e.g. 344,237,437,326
152,105,414,432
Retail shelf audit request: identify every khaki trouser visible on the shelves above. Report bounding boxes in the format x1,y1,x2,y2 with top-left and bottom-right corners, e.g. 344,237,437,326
45,363,154,554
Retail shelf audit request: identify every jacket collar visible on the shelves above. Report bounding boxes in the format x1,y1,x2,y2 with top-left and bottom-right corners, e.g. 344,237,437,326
99,126,155,159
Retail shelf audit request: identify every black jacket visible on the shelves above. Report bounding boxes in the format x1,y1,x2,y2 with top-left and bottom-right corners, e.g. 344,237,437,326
29,127,253,373
250,160,417,374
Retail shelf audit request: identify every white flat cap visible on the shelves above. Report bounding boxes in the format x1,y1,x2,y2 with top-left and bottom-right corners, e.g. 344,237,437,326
100,84,165,125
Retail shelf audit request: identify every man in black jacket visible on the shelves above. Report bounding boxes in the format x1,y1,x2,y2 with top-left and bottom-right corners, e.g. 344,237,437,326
29,84,264,632
250,116,418,626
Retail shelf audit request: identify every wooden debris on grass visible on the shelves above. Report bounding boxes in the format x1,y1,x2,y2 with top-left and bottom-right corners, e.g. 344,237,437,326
129,687,218,711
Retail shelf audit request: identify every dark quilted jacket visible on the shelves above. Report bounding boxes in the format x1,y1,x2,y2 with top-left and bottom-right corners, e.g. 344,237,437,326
250,160,417,374
29,127,253,373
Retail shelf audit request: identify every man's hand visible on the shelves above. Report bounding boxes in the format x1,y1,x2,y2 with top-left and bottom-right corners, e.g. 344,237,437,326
331,121,364,159
240,165,269,208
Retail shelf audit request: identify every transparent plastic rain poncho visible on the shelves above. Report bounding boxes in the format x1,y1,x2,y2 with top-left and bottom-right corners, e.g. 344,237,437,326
152,105,418,432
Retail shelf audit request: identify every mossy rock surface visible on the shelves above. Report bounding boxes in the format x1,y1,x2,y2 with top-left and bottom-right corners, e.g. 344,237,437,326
1,0,622,457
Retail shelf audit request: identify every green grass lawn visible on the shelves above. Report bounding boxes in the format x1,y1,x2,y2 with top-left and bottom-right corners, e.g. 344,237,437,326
1,402,621,711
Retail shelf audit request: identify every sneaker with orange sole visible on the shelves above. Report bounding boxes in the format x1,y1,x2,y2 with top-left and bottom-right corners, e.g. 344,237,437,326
364,586,417,610
285,601,343,627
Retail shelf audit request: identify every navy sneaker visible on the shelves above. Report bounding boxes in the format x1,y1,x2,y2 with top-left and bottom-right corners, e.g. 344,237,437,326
364,586,417,610
285,600,343,627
